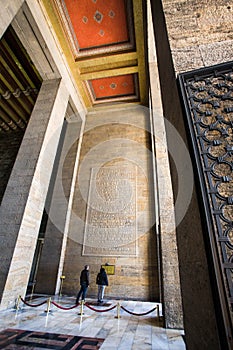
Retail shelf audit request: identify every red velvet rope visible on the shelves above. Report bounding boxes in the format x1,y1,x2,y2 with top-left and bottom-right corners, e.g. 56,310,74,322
85,303,117,313
120,305,157,316
20,297,47,307
19,297,158,317
51,301,79,310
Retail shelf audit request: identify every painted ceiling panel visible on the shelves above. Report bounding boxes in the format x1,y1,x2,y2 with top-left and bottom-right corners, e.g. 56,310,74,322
65,0,129,49
56,0,134,58
90,75,135,99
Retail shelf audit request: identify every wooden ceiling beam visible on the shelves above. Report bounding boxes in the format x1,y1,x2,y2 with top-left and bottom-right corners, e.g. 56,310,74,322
0,98,26,129
4,26,43,85
77,59,138,75
80,66,139,81
0,25,42,133
0,91,30,123
0,109,18,131
0,55,35,106
77,52,138,71
1,38,37,89
0,81,33,115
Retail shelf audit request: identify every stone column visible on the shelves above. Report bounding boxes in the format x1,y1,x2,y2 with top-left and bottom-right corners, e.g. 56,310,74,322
35,117,84,295
147,1,183,328
0,0,24,37
0,78,69,309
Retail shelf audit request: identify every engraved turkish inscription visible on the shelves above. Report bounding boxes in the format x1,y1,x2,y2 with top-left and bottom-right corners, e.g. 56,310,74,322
82,166,137,256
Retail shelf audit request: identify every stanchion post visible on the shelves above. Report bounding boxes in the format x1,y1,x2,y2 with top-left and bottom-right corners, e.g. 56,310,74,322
115,302,121,319
30,281,36,302
157,304,160,320
46,297,51,314
59,275,65,297
78,300,84,315
15,295,21,311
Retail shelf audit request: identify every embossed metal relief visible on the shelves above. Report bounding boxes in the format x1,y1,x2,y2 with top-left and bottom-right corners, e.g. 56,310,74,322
179,62,233,331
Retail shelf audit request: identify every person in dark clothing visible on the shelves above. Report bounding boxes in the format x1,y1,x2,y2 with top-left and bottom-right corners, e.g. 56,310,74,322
76,265,89,304
96,267,108,303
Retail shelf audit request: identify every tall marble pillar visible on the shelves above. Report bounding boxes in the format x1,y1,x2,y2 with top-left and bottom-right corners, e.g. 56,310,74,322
147,2,183,328
0,79,69,309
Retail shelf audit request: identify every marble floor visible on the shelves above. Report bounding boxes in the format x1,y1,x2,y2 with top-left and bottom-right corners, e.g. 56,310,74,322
0,295,186,349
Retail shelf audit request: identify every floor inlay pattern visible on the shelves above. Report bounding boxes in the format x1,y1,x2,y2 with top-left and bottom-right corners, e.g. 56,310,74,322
0,328,104,349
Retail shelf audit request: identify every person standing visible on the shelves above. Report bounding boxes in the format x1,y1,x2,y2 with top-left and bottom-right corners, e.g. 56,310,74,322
96,267,108,303
76,265,89,304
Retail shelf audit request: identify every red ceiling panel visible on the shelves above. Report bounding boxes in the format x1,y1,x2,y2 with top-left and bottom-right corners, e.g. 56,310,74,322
64,0,129,49
91,75,135,99
86,74,139,104
56,0,134,58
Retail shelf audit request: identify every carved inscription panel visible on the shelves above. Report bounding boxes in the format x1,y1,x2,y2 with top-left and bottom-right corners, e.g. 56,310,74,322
82,166,137,256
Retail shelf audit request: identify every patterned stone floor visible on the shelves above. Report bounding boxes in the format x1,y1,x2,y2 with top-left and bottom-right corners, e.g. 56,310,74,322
0,296,186,349
0,328,104,349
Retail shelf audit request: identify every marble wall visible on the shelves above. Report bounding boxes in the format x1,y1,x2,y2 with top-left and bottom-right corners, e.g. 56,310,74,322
62,106,159,302
162,0,233,73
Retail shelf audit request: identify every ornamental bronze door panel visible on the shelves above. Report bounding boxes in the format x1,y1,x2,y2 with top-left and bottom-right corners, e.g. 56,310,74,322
178,62,233,348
